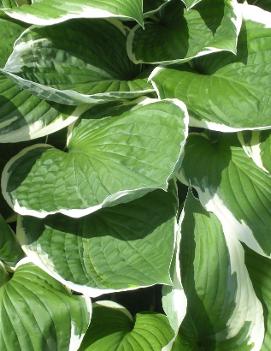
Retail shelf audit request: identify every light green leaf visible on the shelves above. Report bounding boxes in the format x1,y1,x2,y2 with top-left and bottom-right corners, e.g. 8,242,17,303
2,99,188,218
180,133,271,259
246,0,271,11
1,0,144,26
3,20,152,105
174,192,263,350
127,0,241,64
79,301,174,351
16,185,178,296
245,246,271,351
0,260,91,351
150,3,271,131
0,214,24,266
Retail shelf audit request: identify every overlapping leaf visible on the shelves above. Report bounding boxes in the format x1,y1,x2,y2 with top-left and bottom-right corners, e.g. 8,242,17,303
0,261,91,351
16,185,178,296
1,0,144,26
180,133,271,258
0,18,85,142
238,131,271,173
0,214,23,266
150,3,271,131
2,99,188,217
169,192,263,350
3,20,152,105
127,0,241,64
79,301,174,350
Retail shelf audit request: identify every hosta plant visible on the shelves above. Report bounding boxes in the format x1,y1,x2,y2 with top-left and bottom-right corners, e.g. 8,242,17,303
0,0,271,350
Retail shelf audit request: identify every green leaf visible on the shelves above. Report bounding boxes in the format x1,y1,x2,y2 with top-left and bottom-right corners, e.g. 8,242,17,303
3,20,152,105
79,301,174,351
180,133,271,258
0,260,91,351
150,3,271,131
174,192,263,350
245,246,271,351
17,185,178,296
0,18,26,67
2,99,188,218
127,0,241,64
0,214,24,266
1,0,144,26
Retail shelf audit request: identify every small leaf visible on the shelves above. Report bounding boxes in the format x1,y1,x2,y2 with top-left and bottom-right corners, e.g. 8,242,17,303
79,301,174,351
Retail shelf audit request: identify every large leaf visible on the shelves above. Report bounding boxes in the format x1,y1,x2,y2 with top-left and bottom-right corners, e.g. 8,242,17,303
1,0,144,26
0,214,23,266
150,3,271,131
0,260,91,351
0,18,86,142
3,20,152,105
2,99,188,218
79,301,174,351
180,133,271,259
173,192,263,350
127,0,241,64
16,185,178,297
245,246,271,351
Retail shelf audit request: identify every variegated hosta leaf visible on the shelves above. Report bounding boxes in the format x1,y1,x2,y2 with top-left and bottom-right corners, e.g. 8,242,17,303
2,99,188,218
1,0,144,26
171,192,263,350
180,133,271,259
245,246,271,351
0,74,87,142
150,3,271,131
79,301,174,351
16,185,178,297
0,18,86,142
127,0,241,64
3,20,152,105
0,214,24,266
238,131,271,173
0,261,8,286
0,260,91,351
